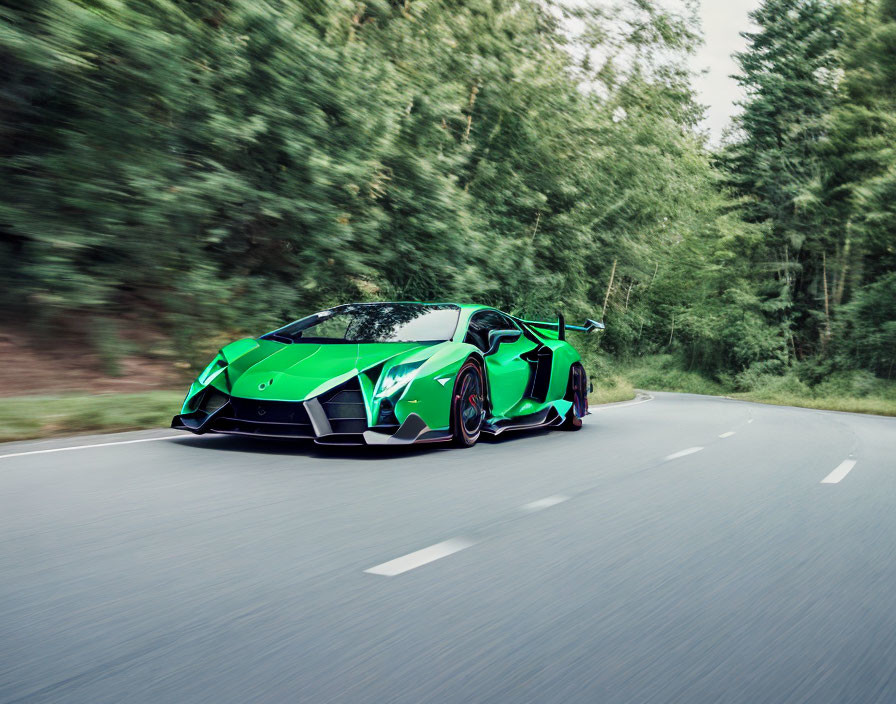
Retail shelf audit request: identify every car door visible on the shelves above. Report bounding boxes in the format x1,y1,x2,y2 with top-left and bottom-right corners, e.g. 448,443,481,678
465,311,536,417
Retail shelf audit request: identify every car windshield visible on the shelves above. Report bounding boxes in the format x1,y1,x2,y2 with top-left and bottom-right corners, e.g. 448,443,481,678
261,303,460,344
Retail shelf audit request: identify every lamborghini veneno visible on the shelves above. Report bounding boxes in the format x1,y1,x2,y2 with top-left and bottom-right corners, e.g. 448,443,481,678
172,302,603,447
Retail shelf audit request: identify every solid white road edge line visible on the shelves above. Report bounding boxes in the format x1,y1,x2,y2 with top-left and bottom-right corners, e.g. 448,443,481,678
364,538,475,576
522,495,570,511
821,459,857,484
719,431,736,438
665,446,704,461
0,435,184,461
592,393,654,411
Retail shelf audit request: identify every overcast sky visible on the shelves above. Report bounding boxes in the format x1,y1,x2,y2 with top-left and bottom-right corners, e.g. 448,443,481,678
691,0,761,142
562,0,761,142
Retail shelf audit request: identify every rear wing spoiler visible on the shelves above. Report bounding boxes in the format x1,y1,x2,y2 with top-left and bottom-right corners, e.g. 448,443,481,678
520,314,604,341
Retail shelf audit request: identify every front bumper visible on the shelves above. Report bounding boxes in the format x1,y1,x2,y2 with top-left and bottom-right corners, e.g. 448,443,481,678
171,387,449,445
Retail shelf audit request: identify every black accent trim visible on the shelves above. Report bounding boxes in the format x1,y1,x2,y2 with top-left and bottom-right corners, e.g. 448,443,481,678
416,429,453,443
392,412,428,442
172,411,210,432
314,434,367,445
521,346,553,402
227,397,312,425
363,412,452,445
210,397,314,438
485,328,522,356
173,392,319,438
370,423,401,431
174,378,373,440
510,316,543,345
364,362,385,386
482,407,560,436
210,418,315,438
376,397,399,426
171,400,230,434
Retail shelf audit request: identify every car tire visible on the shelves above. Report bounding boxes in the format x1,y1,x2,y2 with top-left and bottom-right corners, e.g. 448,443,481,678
451,360,485,447
559,363,588,431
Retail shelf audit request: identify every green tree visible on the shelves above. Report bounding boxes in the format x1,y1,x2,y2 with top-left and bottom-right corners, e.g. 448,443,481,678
723,0,845,358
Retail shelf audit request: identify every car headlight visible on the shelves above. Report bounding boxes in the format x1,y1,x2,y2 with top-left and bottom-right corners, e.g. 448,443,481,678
198,355,227,385
375,361,424,398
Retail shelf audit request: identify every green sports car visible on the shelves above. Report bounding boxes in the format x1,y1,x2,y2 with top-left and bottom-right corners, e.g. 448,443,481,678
172,302,603,447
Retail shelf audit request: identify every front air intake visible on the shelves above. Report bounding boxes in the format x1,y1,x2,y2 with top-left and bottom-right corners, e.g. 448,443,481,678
207,397,314,438
200,390,229,414
319,378,368,434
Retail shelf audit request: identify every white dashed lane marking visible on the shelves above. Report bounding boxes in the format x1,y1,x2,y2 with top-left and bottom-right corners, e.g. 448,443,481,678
664,447,704,461
719,431,736,438
364,538,475,576
522,495,570,511
821,459,857,484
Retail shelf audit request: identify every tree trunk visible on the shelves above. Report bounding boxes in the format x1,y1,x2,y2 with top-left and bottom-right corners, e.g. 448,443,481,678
833,236,850,307
602,259,617,317
822,252,831,346
463,85,479,141
530,211,541,243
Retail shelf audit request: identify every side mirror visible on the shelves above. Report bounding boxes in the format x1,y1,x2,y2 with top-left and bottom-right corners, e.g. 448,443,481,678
485,329,521,355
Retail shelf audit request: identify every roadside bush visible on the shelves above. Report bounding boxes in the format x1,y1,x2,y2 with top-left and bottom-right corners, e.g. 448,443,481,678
578,348,618,383
837,273,896,377
793,356,840,387
620,354,728,395
813,370,890,399
735,359,806,394
735,369,811,396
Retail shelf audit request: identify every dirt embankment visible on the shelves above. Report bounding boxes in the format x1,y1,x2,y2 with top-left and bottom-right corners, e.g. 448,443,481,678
0,328,189,397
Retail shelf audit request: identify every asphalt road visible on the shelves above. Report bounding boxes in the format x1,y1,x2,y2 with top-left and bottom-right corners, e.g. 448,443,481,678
2,392,895,704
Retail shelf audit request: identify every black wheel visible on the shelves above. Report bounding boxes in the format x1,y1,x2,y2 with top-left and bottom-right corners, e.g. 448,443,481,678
451,360,485,447
559,363,588,430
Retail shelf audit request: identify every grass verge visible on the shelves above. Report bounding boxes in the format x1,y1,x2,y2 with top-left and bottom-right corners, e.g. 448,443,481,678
588,375,636,405
5,358,891,444
602,354,896,417
730,391,896,416
0,390,184,443
3,378,638,443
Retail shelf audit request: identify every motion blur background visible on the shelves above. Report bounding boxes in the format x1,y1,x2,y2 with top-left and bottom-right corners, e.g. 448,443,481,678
1,0,895,440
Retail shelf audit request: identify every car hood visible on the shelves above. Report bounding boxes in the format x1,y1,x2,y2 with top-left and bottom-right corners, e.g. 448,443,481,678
225,340,436,401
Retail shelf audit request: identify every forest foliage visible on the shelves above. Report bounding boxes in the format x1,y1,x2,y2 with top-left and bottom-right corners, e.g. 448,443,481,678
1,0,893,389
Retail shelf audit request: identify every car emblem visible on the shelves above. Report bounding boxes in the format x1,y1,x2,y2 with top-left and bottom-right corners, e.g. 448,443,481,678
257,407,266,416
